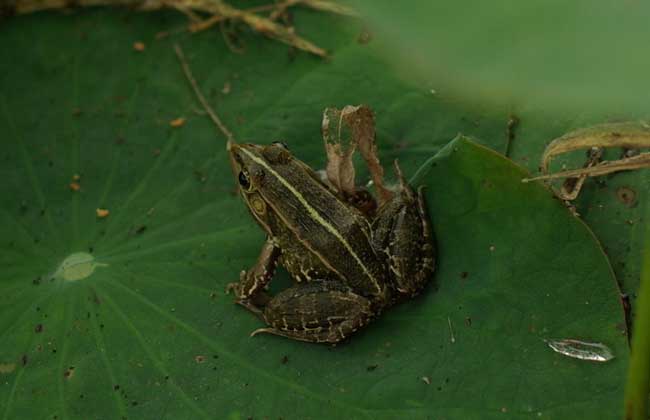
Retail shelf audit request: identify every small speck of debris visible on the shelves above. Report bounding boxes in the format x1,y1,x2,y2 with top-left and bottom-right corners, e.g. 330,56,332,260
489,245,496,252
113,384,120,391
170,117,186,128
465,317,472,327
21,355,28,366
366,364,378,371
135,225,147,235
222,82,231,95
194,170,207,183
96,208,110,218
357,29,372,44
501,407,508,413
63,366,75,379
35,324,43,333
429,89,437,95
460,271,468,279
0,363,16,374
69,182,80,192
195,355,205,363
133,41,146,52
72,174,80,181
616,186,637,207
421,376,431,385
281,355,289,364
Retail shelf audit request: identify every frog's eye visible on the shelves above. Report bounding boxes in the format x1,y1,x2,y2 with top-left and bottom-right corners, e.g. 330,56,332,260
272,141,289,150
238,171,251,190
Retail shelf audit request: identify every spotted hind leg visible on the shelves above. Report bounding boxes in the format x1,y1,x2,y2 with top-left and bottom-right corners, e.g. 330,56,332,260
372,161,436,299
251,281,374,344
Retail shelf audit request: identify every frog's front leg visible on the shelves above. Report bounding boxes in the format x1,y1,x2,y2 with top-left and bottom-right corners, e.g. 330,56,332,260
372,161,436,299
250,281,374,344
226,238,281,315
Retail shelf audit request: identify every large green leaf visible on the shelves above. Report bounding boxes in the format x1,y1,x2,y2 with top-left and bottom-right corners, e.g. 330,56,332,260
0,8,629,419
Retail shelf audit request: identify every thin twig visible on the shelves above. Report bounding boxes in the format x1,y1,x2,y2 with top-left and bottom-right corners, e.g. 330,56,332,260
504,114,519,158
8,0,353,57
522,154,650,183
189,4,277,33
173,43,234,142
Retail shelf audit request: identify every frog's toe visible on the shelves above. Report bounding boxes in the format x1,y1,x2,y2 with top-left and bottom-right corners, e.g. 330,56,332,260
250,327,274,337
249,325,352,344
225,282,240,295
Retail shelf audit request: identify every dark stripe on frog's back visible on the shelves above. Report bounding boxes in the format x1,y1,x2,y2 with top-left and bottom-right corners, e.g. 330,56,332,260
259,159,385,297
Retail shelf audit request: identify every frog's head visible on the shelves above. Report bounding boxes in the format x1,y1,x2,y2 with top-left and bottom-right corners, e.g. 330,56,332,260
227,141,293,232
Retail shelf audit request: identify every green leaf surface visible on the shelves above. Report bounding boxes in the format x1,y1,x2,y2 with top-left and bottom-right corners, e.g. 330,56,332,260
352,0,650,115
0,8,630,419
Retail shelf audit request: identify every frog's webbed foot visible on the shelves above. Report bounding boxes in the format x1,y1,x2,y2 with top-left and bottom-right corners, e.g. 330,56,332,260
252,281,374,344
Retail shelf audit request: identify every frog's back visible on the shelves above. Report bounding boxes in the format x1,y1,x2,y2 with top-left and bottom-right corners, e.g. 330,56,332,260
260,160,386,297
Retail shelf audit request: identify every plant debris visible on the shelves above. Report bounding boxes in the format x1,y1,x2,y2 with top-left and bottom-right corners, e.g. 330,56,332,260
170,117,186,128
8,0,357,57
133,41,146,52
616,186,637,207
321,105,393,207
523,122,650,200
96,208,110,218
504,113,519,158
544,338,614,362
174,44,234,143
0,363,16,374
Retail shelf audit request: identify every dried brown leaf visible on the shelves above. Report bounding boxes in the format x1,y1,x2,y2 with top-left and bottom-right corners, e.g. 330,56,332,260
523,121,650,200
321,105,393,206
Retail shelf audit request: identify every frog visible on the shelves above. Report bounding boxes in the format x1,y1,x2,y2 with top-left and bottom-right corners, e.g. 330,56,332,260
226,140,435,343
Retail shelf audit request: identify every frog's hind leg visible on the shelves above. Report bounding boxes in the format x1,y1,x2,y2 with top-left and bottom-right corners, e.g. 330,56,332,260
373,161,436,299
251,282,374,344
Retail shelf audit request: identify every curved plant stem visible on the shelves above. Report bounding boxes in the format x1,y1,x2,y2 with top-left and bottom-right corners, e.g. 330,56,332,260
6,0,357,57
624,182,650,419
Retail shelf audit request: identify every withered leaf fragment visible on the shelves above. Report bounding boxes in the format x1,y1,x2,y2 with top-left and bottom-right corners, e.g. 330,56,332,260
321,105,393,206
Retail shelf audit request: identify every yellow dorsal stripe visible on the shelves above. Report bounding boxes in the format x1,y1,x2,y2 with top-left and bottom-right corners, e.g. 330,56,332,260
240,147,380,290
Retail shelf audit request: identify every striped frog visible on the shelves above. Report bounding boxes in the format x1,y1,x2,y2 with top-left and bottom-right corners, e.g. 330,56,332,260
226,140,435,343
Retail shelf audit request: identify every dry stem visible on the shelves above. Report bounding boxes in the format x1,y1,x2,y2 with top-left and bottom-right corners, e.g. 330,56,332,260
522,121,650,200
173,43,234,142
8,0,357,57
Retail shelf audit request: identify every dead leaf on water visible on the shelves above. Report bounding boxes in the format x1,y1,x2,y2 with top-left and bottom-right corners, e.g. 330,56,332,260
523,122,650,200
